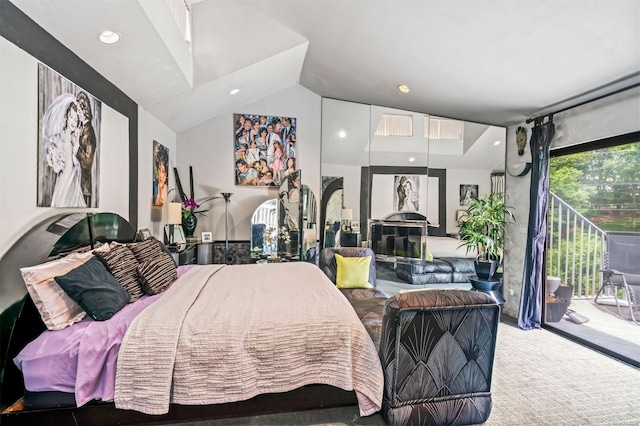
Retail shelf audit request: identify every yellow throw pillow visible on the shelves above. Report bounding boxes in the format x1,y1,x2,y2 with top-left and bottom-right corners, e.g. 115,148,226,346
425,245,434,262
335,253,373,289
421,242,434,262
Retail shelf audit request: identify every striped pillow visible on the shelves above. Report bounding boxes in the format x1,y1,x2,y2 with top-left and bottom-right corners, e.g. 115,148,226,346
127,237,163,264
137,253,177,295
95,245,141,302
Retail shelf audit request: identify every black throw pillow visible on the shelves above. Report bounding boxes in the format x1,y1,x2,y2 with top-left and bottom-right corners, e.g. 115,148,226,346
55,256,131,321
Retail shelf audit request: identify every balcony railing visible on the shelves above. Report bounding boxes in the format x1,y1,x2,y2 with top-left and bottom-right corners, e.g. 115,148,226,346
547,192,605,298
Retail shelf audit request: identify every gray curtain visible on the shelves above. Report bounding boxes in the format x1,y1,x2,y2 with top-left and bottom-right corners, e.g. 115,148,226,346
518,117,555,330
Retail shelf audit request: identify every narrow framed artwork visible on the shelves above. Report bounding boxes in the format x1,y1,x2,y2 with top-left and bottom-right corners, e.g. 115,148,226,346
393,175,420,212
138,228,152,240
37,63,102,207
201,232,213,243
152,141,169,206
164,225,186,246
234,113,297,187
460,184,478,205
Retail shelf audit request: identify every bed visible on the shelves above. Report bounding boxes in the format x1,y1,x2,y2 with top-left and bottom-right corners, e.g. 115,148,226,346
0,213,382,424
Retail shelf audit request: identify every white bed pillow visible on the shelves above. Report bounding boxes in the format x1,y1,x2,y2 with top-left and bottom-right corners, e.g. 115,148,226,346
20,245,111,330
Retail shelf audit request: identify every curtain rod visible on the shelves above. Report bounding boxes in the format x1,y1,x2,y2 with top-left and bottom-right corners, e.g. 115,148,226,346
526,81,640,124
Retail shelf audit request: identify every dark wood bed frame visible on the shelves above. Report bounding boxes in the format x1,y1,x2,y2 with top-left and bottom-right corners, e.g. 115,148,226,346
0,213,358,425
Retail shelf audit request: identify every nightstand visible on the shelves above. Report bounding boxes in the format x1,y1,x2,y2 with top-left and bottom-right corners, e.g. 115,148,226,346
170,245,197,266
197,243,214,264
340,232,361,247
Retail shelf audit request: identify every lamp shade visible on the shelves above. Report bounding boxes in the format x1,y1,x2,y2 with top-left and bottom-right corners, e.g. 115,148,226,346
167,202,183,225
341,208,353,221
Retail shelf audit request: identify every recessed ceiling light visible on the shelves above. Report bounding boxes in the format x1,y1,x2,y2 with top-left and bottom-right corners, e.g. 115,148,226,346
397,84,410,94
494,140,501,146
409,157,416,162
98,30,120,44
229,88,240,95
338,130,346,138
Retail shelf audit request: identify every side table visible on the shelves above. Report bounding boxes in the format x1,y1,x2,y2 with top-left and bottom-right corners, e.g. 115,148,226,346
170,245,197,266
340,232,361,247
197,243,214,264
468,275,505,305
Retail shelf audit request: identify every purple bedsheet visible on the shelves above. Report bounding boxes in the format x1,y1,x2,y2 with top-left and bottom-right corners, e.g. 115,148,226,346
14,265,193,407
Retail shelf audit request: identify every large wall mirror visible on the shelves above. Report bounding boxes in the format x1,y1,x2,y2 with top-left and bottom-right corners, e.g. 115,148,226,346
320,98,507,249
251,172,318,264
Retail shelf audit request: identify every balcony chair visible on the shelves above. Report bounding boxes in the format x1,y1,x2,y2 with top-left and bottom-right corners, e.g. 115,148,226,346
595,233,640,325
596,264,640,325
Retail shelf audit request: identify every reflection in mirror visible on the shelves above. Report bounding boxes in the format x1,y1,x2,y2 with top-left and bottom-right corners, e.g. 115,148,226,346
320,177,343,249
278,169,302,259
250,199,277,257
301,185,318,263
251,178,319,263
321,99,506,241
320,97,506,288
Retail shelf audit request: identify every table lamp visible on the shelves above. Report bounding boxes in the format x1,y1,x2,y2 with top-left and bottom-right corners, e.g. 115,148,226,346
166,202,182,246
341,208,353,232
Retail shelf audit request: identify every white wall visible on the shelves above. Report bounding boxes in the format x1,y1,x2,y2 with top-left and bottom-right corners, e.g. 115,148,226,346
176,85,321,241
137,107,177,240
0,38,130,257
552,87,640,150
502,87,640,319
445,168,493,234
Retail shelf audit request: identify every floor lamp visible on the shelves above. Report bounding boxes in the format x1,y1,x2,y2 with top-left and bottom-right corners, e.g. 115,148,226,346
221,193,232,264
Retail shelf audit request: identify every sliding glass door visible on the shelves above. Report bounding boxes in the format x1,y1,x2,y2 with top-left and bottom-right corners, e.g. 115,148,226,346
545,136,640,366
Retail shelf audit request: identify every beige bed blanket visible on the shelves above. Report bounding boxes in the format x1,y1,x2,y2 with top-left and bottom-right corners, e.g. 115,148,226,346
114,263,383,416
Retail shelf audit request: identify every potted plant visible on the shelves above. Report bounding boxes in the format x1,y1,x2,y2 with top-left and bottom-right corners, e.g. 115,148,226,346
457,192,515,279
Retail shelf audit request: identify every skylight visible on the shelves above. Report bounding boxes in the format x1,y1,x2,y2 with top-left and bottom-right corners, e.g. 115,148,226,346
374,114,413,137
424,117,463,140
166,0,192,51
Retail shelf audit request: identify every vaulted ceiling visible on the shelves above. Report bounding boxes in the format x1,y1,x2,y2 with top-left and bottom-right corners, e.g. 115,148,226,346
11,0,640,133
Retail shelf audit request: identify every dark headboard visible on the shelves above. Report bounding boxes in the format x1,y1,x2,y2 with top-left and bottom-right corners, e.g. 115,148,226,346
0,212,136,407
383,212,441,236
383,212,427,221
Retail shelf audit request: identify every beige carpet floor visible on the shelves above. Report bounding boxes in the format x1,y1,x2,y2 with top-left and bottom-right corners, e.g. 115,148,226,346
170,321,640,425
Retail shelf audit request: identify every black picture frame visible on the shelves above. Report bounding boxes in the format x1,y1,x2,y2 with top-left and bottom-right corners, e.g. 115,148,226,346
460,184,478,205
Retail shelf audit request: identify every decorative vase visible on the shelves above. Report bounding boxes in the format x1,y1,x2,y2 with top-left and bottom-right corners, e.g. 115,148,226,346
474,259,497,280
182,213,197,238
